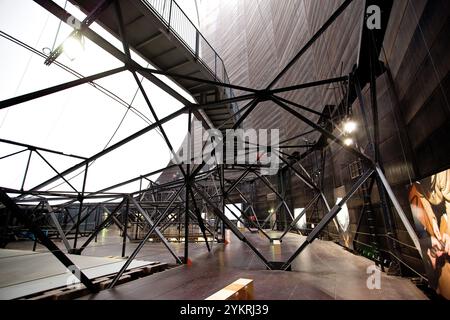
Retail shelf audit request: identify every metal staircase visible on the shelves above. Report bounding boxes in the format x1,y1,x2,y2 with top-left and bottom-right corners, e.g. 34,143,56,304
71,0,239,131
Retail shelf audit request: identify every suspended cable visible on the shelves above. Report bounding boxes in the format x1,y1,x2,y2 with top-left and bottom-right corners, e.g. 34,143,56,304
47,67,168,192
377,42,414,185
0,30,175,193
0,30,154,125
408,0,450,114
0,15,50,129
50,0,68,52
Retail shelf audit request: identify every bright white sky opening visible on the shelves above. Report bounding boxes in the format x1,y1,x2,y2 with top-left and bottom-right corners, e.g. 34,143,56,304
225,203,244,228
294,208,306,230
336,198,350,232
0,0,201,203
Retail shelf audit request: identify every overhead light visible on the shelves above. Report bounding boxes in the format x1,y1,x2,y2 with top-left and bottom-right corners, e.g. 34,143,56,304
344,138,354,146
343,120,357,134
63,32,85,61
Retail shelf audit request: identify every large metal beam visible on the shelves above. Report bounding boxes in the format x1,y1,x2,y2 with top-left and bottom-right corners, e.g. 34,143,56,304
269,76,348,95
375,166,422,257
40,0,114,65
64,206,95,236
275,153,319,191
33,0,214,137
253,170,294,223
108,185,186,288
282,169,374,270
271,96,373,164
136,67,258,93
33,0,216,132
129,197,183,264
44,202,72,251
4,0,416,279
273,95,330,119
189,93,257,112
279,193,321,240
223,192,272,241
261,201,284,230
0,189,97,292
29,104,188,192
0,67,127,110
267,0,354,89
0,138,87,160
79,198,127,252
191,183,272,269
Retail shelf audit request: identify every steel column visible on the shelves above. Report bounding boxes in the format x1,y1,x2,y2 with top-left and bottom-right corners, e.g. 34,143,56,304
0,67,127,110
108,185,185,288
0,189,97,292
282,169,375,270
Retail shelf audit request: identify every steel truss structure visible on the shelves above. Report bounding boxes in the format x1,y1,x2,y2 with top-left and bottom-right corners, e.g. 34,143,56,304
0,0,423,293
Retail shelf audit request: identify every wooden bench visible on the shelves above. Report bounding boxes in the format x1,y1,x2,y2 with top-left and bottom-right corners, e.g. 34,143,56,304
205,278,254,300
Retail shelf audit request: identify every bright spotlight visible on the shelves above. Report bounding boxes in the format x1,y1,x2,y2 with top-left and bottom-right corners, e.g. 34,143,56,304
344,138,354,146
343,120,357,134
63,33,85,61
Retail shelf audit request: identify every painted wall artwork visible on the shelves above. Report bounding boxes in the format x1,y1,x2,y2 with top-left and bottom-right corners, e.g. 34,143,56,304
334,186,352,250
409,169,450,299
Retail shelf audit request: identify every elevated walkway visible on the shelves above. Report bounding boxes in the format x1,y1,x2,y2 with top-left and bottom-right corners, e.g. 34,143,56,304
72,0,239,131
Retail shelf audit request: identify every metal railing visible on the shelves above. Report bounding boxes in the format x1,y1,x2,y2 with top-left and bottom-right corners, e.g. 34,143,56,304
141,0,240,121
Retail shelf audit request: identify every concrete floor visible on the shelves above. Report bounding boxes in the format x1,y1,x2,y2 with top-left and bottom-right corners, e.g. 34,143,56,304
13,228,422,300
4,226,207,265
0,249,155,300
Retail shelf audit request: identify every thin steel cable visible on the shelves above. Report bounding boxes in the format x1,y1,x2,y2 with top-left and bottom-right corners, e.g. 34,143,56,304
0,15,50,129
50,0,68,52
385,249,427,281
46,68,171,193
299,224,426,279
408,0,450,114
0,28,168,192
378,45,413,185
0,30,154,125
351,237,425,280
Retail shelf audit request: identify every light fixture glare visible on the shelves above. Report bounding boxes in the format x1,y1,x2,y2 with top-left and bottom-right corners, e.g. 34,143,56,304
344,138,354,146
343,120,357,134
63,33,85,61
